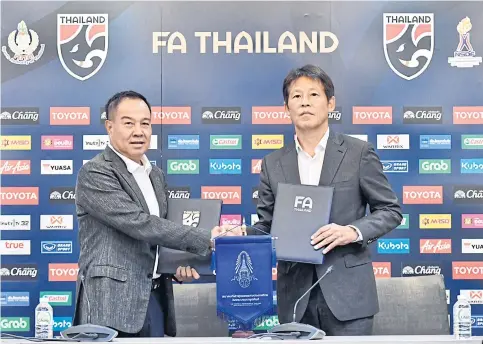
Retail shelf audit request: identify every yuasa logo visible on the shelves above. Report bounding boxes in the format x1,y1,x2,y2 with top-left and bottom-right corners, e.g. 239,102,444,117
453,185,483,204
48,263,79,281
0,215,31,231
251,159,262,174
0,135,31,150
41,160,73,175
0,107,40,125
220,215,242,226
419,159,451,174
462,214,483,229
41,241,73,254
209,159,242,174
167,160,199,174
0,160,31,175
372,262,391,278
460,290,483,304
377,239,410,254
40,215,74,230
419,214,451,229
352,106,392,124
151,106,191,124
401,263,442,276
202,107,241,124
0,317,30,331
462,239,483,254
49,187,75,204
0,240,31,255
252,106,291,124
420,239,452,254
461,159,483,173
166,187,190,199
50,107,90,125
0,264,38,281
381,160,408,173
252,135,284,149
293,196,313,213
402,186,443,204
201,186,241,204
403,107,443,124
0,187,39,205
377,134,410,149
53,317,72,332
40,292,72,306
41,135,74,150
0,292,29,307
453,106,483,124
420,135,451,149
452,262,483,279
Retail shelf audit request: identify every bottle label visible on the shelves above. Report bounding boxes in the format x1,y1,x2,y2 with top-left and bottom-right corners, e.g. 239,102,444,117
36,311,52,325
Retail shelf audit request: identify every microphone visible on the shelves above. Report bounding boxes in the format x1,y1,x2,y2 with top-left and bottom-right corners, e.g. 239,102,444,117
267,264,334,340
60,273,118,342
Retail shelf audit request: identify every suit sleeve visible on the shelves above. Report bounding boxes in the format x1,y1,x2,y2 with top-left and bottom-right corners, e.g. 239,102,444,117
349,142,403,248
75,162,211,256
248,157,274,235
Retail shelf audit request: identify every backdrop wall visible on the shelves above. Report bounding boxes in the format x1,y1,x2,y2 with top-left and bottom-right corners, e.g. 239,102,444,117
1,0,483,337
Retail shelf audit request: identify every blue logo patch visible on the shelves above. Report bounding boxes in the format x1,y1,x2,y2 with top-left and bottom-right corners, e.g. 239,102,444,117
168,135,200,149
420,135,451,149
381,160,409,173
53,317,72,332
0,292,29,306
461,159,483,174
41,241,72,254
377,239,410,254
209,159,242,174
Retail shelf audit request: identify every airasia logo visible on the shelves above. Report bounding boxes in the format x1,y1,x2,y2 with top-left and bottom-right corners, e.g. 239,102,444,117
453,262,483,279
0,160,30,175
252,106,291,124
50,107,90,125
151,106,191,124
352,106,392,124
402,186,443,204
420,239,452,254
48,263,79,281
201,186,241,204
453,106,483,124
251,159,262,174
372,262,391,278
0,187,39,205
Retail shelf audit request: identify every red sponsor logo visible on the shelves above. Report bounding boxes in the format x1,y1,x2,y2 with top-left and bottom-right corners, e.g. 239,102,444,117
353,106,392,124
420,239,452,254
201,186,241,204
0,160,31,175
48,263,79,281
252,106,291,124
373,262,391,278
453,106,483,124
403,186,443,204
41,136,74,150
452,262,483,279
50,107,90,125
0,187,39,205
251,159,262,174
151,106,191,124
220,214,242,226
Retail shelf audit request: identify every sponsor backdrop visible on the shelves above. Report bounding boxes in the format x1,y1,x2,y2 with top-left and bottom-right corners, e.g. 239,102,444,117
1,0,483,337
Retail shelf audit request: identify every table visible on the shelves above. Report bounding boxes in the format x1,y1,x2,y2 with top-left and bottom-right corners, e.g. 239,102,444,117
3,335,483,344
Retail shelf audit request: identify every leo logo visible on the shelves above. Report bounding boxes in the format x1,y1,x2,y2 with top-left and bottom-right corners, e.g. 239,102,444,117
232,251,257,288
294,196,313,212
383,13,434,80
57,14,108,81
182,211,200,227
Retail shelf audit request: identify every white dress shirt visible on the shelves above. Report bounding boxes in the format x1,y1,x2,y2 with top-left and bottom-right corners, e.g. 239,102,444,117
294,128,362,242
108,143,161,279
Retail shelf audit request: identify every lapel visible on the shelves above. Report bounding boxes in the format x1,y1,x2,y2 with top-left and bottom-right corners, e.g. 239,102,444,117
103,146,150,214
149,168,166,216
319,130,347,186
280,144,301,185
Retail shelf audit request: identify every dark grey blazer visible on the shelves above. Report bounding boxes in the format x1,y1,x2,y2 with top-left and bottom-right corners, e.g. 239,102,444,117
251,130,403,323
72,146,211,335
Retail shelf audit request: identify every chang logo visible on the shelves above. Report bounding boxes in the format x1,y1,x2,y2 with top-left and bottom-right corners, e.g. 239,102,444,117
232,251,257,288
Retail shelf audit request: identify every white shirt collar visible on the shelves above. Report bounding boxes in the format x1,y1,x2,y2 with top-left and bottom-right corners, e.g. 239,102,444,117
108,142,152,174
295,127,330,154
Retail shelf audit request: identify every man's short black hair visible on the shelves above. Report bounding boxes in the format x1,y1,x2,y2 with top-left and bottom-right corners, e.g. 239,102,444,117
282,64,335,106
104,90,151,120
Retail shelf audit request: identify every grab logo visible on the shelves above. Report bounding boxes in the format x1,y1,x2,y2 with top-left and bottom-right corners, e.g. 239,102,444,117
402,186,443,204
48,263,79,281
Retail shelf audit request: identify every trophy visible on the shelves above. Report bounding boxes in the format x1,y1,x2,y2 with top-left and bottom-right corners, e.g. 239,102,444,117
448,17,482,68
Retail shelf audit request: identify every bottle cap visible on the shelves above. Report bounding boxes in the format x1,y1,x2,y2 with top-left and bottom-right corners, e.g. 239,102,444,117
40,297,50,303
457,295,466,301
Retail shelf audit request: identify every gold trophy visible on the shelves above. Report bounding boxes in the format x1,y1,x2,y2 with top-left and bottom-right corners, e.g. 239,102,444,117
448,17,482,68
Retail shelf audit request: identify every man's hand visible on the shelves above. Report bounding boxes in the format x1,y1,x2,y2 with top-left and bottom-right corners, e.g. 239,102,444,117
175,266,200,282
311,223,358,254
210,225,244,248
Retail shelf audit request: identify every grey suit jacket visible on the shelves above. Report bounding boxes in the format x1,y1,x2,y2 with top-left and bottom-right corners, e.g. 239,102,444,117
72,146,212,335
251,130,402,323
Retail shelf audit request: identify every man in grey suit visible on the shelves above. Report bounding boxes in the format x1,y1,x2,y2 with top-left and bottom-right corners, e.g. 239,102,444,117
252,65,402,335
73,91,239,337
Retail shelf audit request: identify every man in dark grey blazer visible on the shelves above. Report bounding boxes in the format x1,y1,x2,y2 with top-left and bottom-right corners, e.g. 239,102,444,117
252,65,402,335
73,91,239,337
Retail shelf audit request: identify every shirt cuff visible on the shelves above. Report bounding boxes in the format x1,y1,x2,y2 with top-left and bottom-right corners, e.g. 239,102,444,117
347,225,363,242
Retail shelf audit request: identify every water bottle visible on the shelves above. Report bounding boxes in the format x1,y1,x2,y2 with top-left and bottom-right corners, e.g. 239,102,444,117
453,295,471,339
35,297,53,339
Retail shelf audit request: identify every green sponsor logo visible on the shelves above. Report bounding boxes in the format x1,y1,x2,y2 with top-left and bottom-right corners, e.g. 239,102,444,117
462,135,483,149
39,291,72,306
419,159,451,174
253,315,279,330
210,135,242,149
167,160,199,174
397,214,409,229
0,317,30,332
